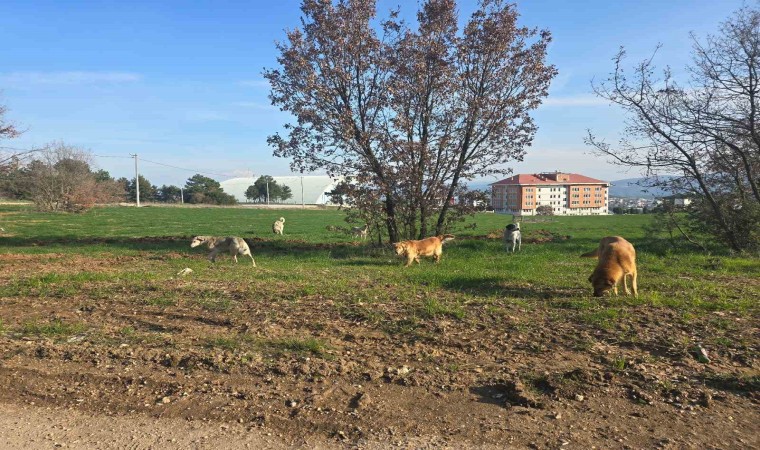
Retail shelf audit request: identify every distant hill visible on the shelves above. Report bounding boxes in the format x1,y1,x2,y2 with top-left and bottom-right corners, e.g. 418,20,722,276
466,180,495,191
609,177,674,198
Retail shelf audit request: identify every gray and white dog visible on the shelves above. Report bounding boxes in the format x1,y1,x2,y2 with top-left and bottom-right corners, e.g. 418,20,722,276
350,224,369,240
190,236,256,266
503,222,521,253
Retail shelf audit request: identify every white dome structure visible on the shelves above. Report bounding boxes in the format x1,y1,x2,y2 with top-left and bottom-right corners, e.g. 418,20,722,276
220,175,343,205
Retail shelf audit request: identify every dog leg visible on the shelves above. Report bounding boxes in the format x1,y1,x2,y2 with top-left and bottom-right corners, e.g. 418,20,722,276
208,249,220,263
240,248,256,267
517,238,521,252
613,282,619,296
632,271,638,297
623,274,630,295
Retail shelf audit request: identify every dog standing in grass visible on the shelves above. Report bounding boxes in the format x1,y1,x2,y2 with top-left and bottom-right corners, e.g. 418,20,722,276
351,224,369,240
190,236,256,266
581,236,637,297
504,222,521,253
272,217,285,235
393,234,455,267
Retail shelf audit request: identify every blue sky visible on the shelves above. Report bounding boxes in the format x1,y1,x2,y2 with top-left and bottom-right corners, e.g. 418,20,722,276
0,0,746,187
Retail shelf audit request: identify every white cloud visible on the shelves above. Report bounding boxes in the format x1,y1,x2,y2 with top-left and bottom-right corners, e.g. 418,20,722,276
227,168,256,178
542,94,608,107
0,71,142,86
507,147,631,180
549,71,573,93
182,110,231,122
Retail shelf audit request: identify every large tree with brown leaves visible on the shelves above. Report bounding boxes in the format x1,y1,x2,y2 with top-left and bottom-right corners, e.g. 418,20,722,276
266,0,556,241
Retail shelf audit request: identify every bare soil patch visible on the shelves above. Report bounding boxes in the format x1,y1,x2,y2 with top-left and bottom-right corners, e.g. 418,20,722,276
0,252,757,448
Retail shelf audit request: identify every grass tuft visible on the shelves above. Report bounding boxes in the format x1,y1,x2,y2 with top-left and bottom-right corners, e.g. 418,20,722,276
22,320,86,338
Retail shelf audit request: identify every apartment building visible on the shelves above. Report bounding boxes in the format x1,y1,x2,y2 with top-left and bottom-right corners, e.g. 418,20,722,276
491,172,609,215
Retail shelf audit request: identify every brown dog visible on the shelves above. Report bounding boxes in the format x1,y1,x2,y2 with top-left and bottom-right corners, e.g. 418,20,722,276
393,234,455,267
581,236,638,297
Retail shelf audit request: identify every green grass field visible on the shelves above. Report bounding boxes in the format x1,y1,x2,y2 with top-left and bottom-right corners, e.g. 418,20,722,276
0,204,757,314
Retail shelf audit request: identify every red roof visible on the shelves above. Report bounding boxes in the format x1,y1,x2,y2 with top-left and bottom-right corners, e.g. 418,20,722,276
490,173,608,185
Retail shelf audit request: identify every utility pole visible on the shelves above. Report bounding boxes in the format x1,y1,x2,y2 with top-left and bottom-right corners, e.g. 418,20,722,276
266,180,270,205
301,176,305,208
131,153,140,207
180,187,184,204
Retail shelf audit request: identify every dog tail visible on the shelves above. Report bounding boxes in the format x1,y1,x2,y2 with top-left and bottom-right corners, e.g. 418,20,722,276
439,234,456,244
580,248,600,258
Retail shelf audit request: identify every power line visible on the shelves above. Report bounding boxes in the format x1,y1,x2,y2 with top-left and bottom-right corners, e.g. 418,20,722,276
92,154,132,159
7,150,236,180
89,153,234,179
139,157,233,178
0,146,44,152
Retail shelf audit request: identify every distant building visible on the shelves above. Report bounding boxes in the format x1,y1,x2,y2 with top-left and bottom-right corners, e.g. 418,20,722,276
658,194,692,208
608,196,657,213
220,176,343,205
490,172,609,216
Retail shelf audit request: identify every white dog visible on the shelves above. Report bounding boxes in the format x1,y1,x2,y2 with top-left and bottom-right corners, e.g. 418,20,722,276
272,217,285,235
351,224,369,240
503,222,521,253
190,236,256,266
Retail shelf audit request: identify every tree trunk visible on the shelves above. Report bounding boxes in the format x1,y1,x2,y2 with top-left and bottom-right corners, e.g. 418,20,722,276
384,195,400,243
435,172,460,235
692,169,743,251
419,205,428,240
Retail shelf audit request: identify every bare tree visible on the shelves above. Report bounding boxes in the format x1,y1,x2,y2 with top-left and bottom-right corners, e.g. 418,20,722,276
18,143,125,212
265,0,555,241
1,101,24,194
586,5,760,251
0,102,21,143
0,101,52,199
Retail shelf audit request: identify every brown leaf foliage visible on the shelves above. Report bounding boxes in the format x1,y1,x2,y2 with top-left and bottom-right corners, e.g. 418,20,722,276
265,0,556,241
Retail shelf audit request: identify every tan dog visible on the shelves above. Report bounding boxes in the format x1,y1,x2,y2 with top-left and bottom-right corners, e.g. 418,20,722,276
393,234,455,267
272,217,285,235
191,236,256,266
581,236,638,297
